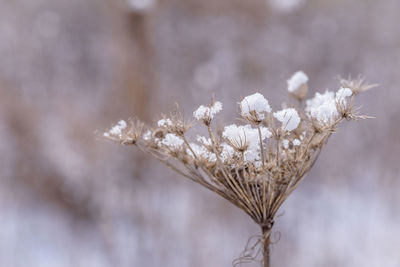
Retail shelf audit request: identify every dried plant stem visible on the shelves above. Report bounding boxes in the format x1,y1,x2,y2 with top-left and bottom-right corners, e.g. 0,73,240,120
257,125,267,219
262,226,271,267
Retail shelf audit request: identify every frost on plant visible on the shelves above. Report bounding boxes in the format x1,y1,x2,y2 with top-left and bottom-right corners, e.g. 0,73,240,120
193,101,223,125
305,90,339,126
103,72,373,267
160,133,184,151
104,120,127,137
273,108,300,132
240,92,271,123
335,87,352,106
287,71,309,100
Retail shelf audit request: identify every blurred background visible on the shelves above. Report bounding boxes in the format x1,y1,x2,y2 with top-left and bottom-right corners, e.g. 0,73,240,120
0,0,399,266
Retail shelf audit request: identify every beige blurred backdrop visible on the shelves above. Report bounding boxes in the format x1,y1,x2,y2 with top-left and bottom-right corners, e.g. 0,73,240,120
0,0,399,266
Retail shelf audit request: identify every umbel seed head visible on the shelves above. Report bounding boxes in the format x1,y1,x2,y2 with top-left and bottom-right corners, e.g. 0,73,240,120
103,71,373,229
287,71,309,100
239,92,271,124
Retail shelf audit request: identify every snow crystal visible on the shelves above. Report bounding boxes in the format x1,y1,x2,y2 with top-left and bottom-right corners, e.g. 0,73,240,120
240,93,271,121
104,120,127,137
293,139,301,146
161,133,184,150
273,108,301,131
305,91,339,126
335,87,353,106
193,101,223,121
287,71,308,93
157,118,172,128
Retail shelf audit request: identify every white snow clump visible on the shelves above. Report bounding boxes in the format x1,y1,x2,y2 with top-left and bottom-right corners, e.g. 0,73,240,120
305,91,339,126
193,101,223,121
104,120,127,137
158,119,172,128
240,93,271,121
273,108,301,131
287,71,308,93
161,133,184,151
335,87,353,106
222,124,271,163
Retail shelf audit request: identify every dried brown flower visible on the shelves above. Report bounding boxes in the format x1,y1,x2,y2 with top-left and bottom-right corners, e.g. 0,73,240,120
103,72,373,267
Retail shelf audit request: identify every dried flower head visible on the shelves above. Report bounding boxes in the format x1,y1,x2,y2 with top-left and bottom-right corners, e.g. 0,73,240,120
104,119,143,145
193,100,223,126
305,90,339,129
240,92,271,123
287,71,309,100
340,76,377,95
273,108,301,132
103,73,373,267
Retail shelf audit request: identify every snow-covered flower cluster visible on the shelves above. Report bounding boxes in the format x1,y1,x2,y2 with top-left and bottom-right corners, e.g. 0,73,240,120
222,124,271,163
335,87,353,106
240,93,271,122
305,86,356,127
160,133,184,151
104,120,127,137
193,101,222,124
287,71,308,100
273,108,301,132
104,71,371,247
104,72,370,172
306,91,339,126
187,143,217,163
220,143,235,163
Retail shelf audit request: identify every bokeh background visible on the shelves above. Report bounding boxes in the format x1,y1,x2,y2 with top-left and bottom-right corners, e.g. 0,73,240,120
0,0,399,266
